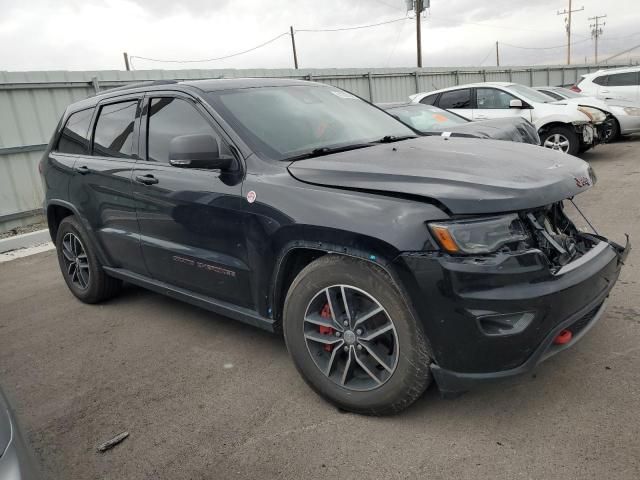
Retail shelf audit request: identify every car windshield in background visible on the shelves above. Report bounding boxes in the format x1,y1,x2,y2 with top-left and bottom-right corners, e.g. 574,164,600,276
207,86,415,161
555,87,583,99
508,84,558,103
388,104,468,132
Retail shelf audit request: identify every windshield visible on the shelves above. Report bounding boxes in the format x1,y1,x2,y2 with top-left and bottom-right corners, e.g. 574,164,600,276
206,85,414,161
387,104,468,132
508,84,557,103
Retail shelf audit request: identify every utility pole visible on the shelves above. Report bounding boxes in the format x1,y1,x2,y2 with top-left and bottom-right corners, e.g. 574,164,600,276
496,41,500,67
589,14,606,64
416,0,423,68
408,0,429,67
557,0,584,65
123,52,130,71
289,26,299,69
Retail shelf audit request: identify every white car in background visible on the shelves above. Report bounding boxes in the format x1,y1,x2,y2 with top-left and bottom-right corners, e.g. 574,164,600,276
536,85,640,142
572,66,640,103
411,82,605,155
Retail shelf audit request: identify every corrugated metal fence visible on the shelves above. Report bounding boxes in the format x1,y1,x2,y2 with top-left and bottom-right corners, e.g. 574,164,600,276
0,64,623,233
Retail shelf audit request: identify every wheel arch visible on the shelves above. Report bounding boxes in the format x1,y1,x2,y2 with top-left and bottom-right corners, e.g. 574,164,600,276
269,235,404,329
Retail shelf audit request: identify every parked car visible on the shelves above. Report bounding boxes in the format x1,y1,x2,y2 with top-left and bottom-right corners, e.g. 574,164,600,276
536,86,640,142
411,82,606,155
572,66,640,103
41,78,628,415
0,387,40,480
377,102,540,145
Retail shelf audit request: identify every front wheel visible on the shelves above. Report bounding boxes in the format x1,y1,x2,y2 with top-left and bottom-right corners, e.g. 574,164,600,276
541,125,580,156
602,117,620,143
283,255,432,415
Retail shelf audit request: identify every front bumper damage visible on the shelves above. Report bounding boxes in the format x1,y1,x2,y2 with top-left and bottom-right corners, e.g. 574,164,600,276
394,205,630,395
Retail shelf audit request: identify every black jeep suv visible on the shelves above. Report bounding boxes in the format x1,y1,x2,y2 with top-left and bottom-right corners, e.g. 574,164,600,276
41,78,628,415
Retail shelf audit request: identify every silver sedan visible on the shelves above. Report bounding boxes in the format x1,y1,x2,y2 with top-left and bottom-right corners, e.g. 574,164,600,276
535,86,640,141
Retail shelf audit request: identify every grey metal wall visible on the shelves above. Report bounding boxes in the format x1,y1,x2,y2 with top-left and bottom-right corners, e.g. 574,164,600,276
0,64,623,233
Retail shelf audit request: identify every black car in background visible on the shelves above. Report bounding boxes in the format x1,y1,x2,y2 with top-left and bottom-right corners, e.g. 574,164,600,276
378,102,540,144
41,78,628,415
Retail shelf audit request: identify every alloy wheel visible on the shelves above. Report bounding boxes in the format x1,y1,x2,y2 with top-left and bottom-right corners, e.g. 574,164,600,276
61,232,90,290
303,285,399,391
543,133,571,153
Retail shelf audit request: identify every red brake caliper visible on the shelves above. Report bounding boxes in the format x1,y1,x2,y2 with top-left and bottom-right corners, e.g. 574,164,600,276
319,303,334,352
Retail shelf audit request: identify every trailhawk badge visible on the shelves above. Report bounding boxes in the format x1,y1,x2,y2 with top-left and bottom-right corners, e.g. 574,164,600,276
246,190,257,203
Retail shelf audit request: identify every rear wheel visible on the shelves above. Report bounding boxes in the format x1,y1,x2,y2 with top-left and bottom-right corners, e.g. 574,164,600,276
55,216,121,303
541,125,580,155
283,255,432,415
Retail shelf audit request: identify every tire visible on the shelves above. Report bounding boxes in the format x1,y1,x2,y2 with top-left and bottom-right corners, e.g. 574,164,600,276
55,216,121,304
541,125,580,156
603,117,620,143
283,255,432,415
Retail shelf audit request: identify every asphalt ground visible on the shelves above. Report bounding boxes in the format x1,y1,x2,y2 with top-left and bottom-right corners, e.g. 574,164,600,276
1,136,639,480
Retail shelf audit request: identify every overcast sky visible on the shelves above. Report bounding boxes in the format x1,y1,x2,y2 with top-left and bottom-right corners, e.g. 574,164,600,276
1,0,639,71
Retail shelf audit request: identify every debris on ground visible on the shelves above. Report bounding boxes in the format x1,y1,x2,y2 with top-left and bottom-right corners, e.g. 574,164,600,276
96,431,129,453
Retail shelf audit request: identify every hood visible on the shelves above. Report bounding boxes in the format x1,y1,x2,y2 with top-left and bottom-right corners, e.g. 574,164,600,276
552,97,610,112
431,117,540,145
287,136,594,215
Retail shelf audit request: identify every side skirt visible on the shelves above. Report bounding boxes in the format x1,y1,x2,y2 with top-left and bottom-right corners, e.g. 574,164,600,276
103,267,275,332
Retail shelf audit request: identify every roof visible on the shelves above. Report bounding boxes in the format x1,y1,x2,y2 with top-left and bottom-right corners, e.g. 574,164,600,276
418,82,516,96
64,77,323,113
582,65,640,77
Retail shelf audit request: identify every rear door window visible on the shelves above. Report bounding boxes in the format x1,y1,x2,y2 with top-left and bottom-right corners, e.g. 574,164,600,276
607,72,639,86
437,89,472,109
57,108,94,155
93,100,139,158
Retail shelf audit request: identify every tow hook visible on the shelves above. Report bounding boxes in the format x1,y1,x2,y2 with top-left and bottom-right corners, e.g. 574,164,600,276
553,329,573,345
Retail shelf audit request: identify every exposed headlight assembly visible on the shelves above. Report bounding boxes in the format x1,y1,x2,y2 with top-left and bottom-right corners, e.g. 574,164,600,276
429,214,530,254
623,106,640,116
577,106,607,123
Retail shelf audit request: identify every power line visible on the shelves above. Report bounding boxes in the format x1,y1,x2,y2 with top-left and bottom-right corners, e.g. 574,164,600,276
370,0,405,11
297,16,409,32
129,32,289,65
478,46,494,66
500,38,590,50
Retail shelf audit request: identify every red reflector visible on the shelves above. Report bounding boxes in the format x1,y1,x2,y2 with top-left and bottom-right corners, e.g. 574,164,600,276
570,85,581,93
553,329,573,345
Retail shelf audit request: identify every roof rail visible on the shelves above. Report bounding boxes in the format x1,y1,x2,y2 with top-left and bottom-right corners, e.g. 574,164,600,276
97,79,180,95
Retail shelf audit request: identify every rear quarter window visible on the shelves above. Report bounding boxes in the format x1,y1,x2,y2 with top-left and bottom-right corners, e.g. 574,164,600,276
607,72,639,87
592,75,608,86
420,94,438,106
57,108,94,155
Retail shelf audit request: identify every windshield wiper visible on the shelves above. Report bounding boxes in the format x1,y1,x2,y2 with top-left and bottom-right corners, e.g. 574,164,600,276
285,143,374,162
375,135,417,143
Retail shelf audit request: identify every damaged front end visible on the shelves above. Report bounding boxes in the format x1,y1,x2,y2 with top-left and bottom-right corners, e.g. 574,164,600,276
395,197,630,395
523,201,629,273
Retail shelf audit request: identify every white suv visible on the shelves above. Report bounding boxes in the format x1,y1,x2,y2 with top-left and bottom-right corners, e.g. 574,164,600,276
573,66,640,103
411,82,604,155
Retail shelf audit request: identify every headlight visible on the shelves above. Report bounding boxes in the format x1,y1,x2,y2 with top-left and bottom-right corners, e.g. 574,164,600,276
429,214,530,254
577,106,607,123
623,107,640,116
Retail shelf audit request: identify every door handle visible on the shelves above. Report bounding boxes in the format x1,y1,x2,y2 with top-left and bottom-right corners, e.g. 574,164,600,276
475,115,488,120
601,89,609,93
135,174,159,185
74,165,90,175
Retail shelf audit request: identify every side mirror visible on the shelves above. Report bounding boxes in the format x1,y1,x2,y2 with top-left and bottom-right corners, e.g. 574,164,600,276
509,99,524,109
168,134,233,170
